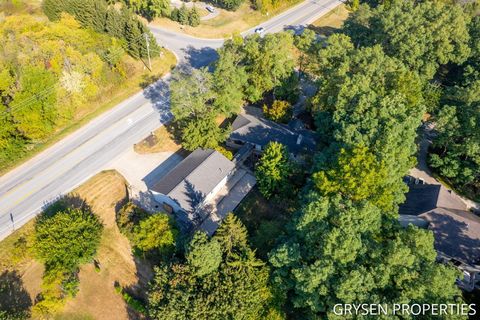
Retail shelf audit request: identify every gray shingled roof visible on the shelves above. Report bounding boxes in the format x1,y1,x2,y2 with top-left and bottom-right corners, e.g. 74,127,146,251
399,184,467,216
230,114,315,153
421,208,480,265
151,149,235,213
399,182,480,265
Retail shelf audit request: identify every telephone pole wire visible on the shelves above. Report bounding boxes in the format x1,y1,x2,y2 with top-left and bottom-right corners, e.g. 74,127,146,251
144,33,152,71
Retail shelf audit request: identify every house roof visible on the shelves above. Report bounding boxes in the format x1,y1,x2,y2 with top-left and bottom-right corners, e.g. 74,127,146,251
230,114,316,154
420,208,480,265
399,184,467,216
399,181,480,265
151,149,235,212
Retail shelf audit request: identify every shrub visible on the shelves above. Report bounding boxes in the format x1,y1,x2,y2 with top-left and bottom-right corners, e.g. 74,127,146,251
132,213,177,256
263,100,292,123
34,208,103,273
215,146,234,160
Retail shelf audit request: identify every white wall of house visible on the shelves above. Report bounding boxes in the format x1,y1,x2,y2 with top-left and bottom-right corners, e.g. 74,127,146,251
203,173,232,206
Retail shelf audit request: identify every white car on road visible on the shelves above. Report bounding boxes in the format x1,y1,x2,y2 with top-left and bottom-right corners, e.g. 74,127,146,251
206,5,216,13
254,27,265,34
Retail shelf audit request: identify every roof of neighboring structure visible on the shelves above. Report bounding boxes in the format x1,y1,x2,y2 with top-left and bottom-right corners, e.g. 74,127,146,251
421,208,480,265
399,181,480,265
230,114,316,153
399,184,467,216
151,149,235,212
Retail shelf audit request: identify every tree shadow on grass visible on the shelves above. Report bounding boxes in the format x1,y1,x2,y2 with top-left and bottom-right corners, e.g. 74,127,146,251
0,270,32,319
41,194,92,218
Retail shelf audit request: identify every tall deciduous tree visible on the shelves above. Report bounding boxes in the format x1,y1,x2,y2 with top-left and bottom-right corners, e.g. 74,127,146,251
148,214,272,319
11,66,58,141
243,33,296,102
429,80,480,197
132,213,177,255
344,0,471,79
309,34,424,209
269,193,463,319
212,43,248,115
34,208,103,273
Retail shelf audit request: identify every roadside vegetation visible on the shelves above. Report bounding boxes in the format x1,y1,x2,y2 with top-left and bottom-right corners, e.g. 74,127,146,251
150,1,302,38
0,0,175,174
308,3,350,36
1,0,479,319
169,32,298,150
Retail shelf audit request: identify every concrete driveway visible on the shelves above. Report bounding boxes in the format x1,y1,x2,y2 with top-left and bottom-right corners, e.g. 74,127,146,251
106,148,184,195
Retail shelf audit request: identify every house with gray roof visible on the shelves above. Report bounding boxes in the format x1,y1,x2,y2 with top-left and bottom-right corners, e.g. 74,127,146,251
150,149,235,230
227,113,316,155
399,182,480,291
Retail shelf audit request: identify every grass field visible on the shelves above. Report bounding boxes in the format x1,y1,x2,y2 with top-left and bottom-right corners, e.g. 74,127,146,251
309,4,350,36
0,170,153,319
151,0,302,38
134,125,181,154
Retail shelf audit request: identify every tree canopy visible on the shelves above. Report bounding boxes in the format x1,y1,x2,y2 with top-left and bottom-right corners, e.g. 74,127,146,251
255,142,293,199
269,193,463,319
132,213,178,254
343,0,471,79
148,214,273,319
309,34,424,210
34,207,103,273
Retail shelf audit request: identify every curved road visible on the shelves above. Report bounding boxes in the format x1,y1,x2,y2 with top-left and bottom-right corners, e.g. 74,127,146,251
0,0,342,240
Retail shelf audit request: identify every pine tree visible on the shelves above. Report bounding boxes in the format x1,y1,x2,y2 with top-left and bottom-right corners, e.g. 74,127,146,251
124,17,142,59
188,6,200,27
255,142,292,199
105,8,125,39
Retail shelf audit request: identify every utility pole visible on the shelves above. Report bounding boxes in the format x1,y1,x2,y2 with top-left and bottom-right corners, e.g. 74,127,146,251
144,33,152,71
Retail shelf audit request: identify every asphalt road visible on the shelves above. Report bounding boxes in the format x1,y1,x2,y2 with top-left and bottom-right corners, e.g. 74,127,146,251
0,0,343,240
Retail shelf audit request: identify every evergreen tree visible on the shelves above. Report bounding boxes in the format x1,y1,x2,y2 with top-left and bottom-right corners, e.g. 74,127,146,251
148,214,272,320
188,6,200,27
180,114,230,151
42,0,67,21
178,4,189,25
186,232,222,277
124,17,143,59
106,7,125,39
255,142,293,199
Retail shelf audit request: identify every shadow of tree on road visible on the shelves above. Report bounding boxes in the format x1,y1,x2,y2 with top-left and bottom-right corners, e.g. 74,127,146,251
182,46,218,69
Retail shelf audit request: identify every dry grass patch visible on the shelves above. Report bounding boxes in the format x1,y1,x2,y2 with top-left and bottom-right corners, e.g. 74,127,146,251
309,4,350,36
151,1,302,38
60,170,152,320
134,125,182,154
0,170,153,319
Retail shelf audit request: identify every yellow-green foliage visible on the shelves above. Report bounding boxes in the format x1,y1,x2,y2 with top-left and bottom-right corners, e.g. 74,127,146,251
215,146,234,160
263,100,292,123
0,14,134,169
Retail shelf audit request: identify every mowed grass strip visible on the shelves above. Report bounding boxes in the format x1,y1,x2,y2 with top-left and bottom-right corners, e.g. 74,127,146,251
0,170,152,319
